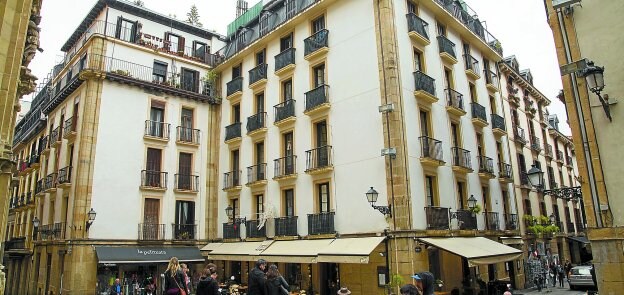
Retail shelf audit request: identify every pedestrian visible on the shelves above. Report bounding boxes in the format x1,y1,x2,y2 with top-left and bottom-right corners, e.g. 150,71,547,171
550,263,557,287
265,264,289,295
181,263,191,292
110,278,122,295
400,284,420,295
337,287,351,294
557,264,565,287
564,260,572,279
164,257,189,295
248,259,268,295
197,265,219,295
503,286,512,295
412,272,435,295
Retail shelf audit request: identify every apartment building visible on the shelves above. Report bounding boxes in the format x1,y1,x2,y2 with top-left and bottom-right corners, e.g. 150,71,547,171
4,0,223,294
499,56,585,286
204,0,528,293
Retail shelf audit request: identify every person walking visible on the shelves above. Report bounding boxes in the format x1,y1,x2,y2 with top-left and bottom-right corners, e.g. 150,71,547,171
557,263,565,287
181,263,191,293
164,257,188,295
400,284,420,295
248,259,268,295
196,266,220,295
265,264,289,295
412,272,435,295
110,278,122,295
564,260,573,280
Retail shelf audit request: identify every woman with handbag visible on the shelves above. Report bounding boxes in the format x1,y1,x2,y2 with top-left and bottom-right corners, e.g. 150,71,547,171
164,257,189,295
265,264,290,295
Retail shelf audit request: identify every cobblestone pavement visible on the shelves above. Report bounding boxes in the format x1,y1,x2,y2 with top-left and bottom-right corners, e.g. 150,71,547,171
515,281,595,295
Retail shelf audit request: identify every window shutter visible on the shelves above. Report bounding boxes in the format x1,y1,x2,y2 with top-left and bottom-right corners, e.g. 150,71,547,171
164,32,170,49
178,36,186,54
115,16,122,38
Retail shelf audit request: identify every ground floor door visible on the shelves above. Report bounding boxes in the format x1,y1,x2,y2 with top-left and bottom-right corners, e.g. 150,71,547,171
507,261,516,289
319,263,339,295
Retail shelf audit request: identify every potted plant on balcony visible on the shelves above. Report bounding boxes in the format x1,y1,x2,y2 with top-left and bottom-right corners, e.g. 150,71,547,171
470,204,482,215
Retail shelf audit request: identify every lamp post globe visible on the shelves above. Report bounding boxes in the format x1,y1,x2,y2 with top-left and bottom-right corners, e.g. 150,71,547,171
225,205,234,219
87,208,97,222
366,187,379,205
527,165,544,189
467,195,477,210
583,61,605,93
32,217,40,227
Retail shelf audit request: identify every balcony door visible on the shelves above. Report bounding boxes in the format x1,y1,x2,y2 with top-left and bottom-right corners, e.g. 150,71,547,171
232,150,240,185
181,108,193,142
174,201,195,239
115,17,137,43
318,183,330,213
255,142,265,180
315,120,328,167
284,189,295,217
313,63,325,88
312,15,325,33
150,102,165,137
181,68,199,92
146,148,162,187
179,153,192,190
283,132,294,174
280,33,293,52
143,198,160,240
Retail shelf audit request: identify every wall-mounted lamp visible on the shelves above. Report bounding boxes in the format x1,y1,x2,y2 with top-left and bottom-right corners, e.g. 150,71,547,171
86,208,97,230
366,187,392,217
225,205,246,224
580,61,613,121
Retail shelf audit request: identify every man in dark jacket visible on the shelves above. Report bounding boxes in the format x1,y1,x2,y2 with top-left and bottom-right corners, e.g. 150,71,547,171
196,267,220,295
413,272,435,295
248,259,267,295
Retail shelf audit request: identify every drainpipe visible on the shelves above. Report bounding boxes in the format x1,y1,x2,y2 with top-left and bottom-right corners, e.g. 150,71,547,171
384,229,391,285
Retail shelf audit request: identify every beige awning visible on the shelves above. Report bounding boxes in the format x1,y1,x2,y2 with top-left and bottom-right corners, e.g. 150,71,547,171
317,237,385,264
258,239,335,263
205,240,274,261
201,243,223,252
419,237,522,267
500,237,524,245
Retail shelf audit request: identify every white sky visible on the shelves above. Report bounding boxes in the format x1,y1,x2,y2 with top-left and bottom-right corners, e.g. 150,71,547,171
28,0,570,135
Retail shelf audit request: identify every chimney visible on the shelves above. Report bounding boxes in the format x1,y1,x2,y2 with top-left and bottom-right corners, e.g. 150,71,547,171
548,114,560,131
236,0,249,17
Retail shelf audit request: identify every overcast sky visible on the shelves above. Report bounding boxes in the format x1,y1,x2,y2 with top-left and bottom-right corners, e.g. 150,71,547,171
28,0,570,135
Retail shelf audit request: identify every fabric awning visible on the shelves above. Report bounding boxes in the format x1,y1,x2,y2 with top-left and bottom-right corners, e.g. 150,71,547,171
419,237,522,266
95,246,204,264
206,240,274,261
317,237,385,264
201,243,223,252
500,237,524,245
259,239,335,263
567,236,590,244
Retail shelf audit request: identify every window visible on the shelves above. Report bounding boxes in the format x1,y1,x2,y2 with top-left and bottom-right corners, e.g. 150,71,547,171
152,62,168,83
174,201,195,238
517,153,527,173
414,48,424,72
178,152,192,189
232,64,242,78
256,49,266,65
192,41,208,58
476,133,484,156
444,68,453,90
489,95,496,115
436,21,446,36
181,68,199,92
282,79,293,101
457,181,466,209
231,150,240,185
482,186,490,211
425,175,436,206
524,199,532,215
312,15,325,33
259,12,271,36
451,122,460,148
318,182,330,213
469,83,477,103
254,195,264,218
255,141,265,164
280,33,293,51
420,110,431,137
67,144,74,167
496,142,503,165
407,0,418,14
165,32,183,53
115,17,136,42
232,104,241,123
284,189,295,216
313,63,325,87
255,92,265,114
149,101,165,136
540,201,547,217
283,132,294,174
315,120,328,147
231,198,239,218
181,108,193,129
502,191,510,215
146,148,162,172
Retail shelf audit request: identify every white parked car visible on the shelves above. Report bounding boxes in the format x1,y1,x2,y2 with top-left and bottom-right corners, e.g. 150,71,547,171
569,265,595,290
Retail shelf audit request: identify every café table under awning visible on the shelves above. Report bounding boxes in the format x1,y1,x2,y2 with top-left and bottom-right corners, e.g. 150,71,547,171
95,246,204,264
419,237,522,266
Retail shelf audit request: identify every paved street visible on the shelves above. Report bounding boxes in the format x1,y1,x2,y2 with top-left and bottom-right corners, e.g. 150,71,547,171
516,281,594,295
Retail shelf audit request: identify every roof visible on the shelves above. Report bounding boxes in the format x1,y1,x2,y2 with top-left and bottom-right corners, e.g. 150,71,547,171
61,0,225,52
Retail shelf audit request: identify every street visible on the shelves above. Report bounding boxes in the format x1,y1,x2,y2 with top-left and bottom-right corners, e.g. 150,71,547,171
517,281,594,295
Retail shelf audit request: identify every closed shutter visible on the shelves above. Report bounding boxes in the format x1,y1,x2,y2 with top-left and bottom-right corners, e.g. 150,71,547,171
178,36,186,54
115,16,122,38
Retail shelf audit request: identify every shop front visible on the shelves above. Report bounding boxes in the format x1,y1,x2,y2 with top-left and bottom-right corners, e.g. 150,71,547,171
94,246,205,295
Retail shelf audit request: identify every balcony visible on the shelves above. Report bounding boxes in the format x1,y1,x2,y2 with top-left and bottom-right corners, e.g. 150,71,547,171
556,151,564,164
437,35,457,64
50,126,62,148
176,127,200,145
485,212,500,231
174,174,199,193
223,170,242,192
505,214,519,231
308,212,335,236
419,136,444,167
454,209,477,230
246,163,267,187
57,166,72,188
275,47,296,75
478,156,495,179
35,179,44,196
29,154,40,169
491,114,506,137
140,170,168,190
248,63,268,89
274,155,297,181
499,163,513,183
530,135,541,152
40,135,50,156
425,206,450,230
304,85,330,116
451,147,472,174
226,76,243,99
39,223,66,240
63,116,77,140
445,89,466,117
550,181,559,190
485,69,499,93
512,125,526,146
4,237,26,252
519,171,530,188
545,143,554,159
223,223,241,240
44,173,57,193
413,71,438,104
172,224,197,240
274,99,296,127
247,112,267,137
304,29,329,60
567,222,575,234
464,54,481,80
224,122,242,144
406,13,430,46
246,219,266,239
275,216,298,236
138,223,165,240
144,120,171,141
470,102,488,127
566,155,573,166
305,145,333,174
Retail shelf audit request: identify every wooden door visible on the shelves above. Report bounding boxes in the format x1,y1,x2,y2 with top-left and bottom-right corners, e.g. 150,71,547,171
179,153,192,190
146,148,162,187
143,198,160,239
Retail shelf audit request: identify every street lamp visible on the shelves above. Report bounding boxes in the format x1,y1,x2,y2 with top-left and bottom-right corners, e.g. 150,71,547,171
366,187,392,217
32,217,40,239
32,217,40,228
86,208,97,230
467,195,478,211
527,165,544,189
580,61,612,121
549,213,556,225
225,205,246,224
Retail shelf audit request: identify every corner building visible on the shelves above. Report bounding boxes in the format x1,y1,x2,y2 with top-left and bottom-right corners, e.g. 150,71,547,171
4,0,223,294
206,0,532,293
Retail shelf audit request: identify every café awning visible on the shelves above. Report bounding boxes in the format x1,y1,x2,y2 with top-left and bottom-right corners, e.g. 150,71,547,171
317,237,385,264
567,236,590,244
419,237,522,266
259,239,335,263
95,246,204,264
205,240,274,261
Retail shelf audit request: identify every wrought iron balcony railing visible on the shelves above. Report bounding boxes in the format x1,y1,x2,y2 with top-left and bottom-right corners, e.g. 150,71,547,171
305,84,329,112
420,136,444,162
226,76,243,97
63,116,76,136
247,112,267,133
556,151,564,162
305,145,333,171
138,223,165,240
141,170,167,189
425,206,450,230
491,113,506,131
275,47,296,72
530,135,541,151
224,122,242,141
414,71,436,96
455,209,477,230
223,170,241,189
275,216,298,236
545,143,554,158
223,222,241,239
44,173,57,190
247,163,267,184
505,214,518,230
485,69,499,86
176,126,200,144
471,102,487,122
452,147,472,170
406,13,429,40
566,155,573,166
513,125,526,145
499,163,512,179
172,224,197,240
274,99,296,123
478,156,494,174
304,29,329,56
246,219,266,239
57,166,72,185
446,89,464,110
308,212,335,235
464,53,480,74
144,120,171,139
485,212,500,231
520,171,530,186
249,63,268,86
50,126,61,144
437,35,456,58
174,174,199,192
274,155,297,178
